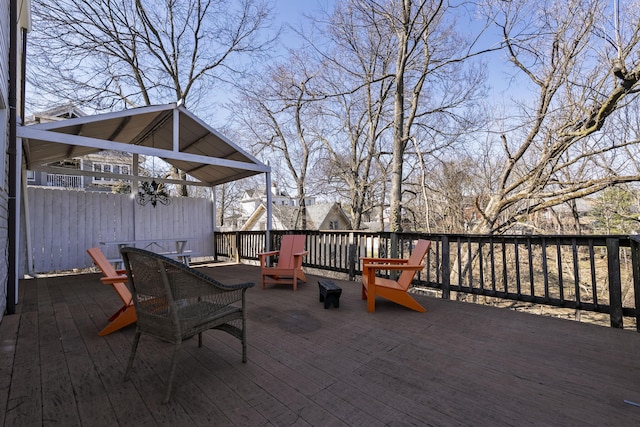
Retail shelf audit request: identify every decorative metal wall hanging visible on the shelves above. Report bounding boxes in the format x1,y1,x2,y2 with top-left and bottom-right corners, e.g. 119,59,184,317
136,179,171,207
136,135,171,207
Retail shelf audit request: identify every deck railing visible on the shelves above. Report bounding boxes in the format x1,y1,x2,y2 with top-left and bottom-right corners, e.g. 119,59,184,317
214,231,640,331
46,173,83,188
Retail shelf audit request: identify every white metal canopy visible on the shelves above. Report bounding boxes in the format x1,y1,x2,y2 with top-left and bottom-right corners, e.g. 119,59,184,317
17,103,270,185
10,103,274,315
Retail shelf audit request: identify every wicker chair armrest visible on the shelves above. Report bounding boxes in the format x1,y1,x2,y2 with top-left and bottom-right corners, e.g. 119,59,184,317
189,275,254,292
161,260,253,303
120,247,255,308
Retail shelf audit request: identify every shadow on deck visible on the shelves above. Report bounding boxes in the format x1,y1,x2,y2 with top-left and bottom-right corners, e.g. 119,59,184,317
2,263,640,426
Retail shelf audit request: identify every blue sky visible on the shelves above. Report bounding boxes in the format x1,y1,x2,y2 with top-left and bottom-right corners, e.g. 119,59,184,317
273,0,332,26
269,0,512,95
271,0,335,53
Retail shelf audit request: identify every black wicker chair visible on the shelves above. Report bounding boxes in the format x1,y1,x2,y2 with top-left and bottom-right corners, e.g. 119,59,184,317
119,247,254,403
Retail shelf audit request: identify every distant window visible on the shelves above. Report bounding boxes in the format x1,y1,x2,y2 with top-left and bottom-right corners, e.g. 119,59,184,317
329,220,339,230
93,162,131,183
27,170,35,181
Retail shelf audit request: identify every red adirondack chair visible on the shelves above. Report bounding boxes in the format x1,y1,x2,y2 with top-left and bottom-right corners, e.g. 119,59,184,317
361,239,432,313
258,235,308,291
87,247,137,336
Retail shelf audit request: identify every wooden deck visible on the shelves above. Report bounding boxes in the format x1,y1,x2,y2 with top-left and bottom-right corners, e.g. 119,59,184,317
2,263,640,426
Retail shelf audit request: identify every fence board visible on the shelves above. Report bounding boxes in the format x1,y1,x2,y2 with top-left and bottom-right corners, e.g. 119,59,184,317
75,190,86,268
60,190,72,269
28,188,41,272
45,189,58,271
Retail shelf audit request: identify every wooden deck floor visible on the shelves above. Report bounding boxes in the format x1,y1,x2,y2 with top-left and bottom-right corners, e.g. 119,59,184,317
1,263,640,426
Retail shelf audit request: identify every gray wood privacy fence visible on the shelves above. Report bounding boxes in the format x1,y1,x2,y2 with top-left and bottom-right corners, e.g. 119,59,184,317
23,187,214,274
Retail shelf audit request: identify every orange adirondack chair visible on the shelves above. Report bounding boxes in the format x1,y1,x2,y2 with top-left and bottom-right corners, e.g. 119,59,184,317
361,239,432,313
87,247,137,336
258,235,308,291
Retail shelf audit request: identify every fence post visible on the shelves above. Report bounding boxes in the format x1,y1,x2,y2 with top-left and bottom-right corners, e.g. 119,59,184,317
631,236,640,332
234,231,241,263
348,232,356,281
213,233,218,262
441,235,450,300
606,238,623,329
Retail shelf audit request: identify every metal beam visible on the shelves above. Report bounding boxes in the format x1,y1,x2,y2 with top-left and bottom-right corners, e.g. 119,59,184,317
17,127,270,173
31,165,212,187
27,103,174,131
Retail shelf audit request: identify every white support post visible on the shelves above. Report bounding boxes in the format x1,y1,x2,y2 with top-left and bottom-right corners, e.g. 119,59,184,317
265,171,272,251
211,185,217,232
132,153,138,240
21,164,33,276
11,140,22,305
211,186,217,261
173,106,179,153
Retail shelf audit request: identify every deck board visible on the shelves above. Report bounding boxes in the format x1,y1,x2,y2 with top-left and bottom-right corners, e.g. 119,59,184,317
2,263,640,426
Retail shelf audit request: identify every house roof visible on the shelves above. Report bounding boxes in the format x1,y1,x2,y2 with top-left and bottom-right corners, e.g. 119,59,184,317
242,184,291,200
241,202,351,231
29,103,87,122
17,103,269,186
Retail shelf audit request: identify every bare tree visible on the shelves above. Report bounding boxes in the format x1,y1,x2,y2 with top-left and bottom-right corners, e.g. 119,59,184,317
215,181,244,228
28,0,275,112
473,0,640,234
28,0,275,196
299,0,489,235
230,51,322,229
407,155,478,233
368,0,489,239
305,1,395,230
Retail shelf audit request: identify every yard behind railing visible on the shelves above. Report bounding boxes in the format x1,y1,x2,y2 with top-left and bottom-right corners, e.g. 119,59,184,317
215,231,640,331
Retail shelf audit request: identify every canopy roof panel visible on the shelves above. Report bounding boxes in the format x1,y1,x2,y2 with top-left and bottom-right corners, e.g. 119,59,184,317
18,103,269,186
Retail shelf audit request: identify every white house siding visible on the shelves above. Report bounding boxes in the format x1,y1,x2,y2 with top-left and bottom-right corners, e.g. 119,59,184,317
0,0,10,318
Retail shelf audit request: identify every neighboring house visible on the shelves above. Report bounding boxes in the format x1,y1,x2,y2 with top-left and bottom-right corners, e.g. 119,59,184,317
239,182,314,217
239,202,351,231
26,151,133,192
228,183,351,231
29,103,87,123
26,105,134,192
